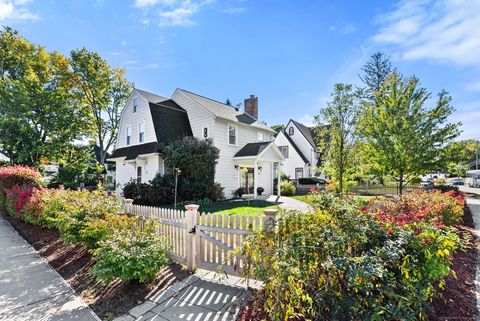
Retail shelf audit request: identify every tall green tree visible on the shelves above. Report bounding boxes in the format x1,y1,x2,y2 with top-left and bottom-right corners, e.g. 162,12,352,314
442,139,478,177
0,28,89,165
70,48,132,165
359,51,396,100
360,73,461,194
270,124,285,133
315,84,360,193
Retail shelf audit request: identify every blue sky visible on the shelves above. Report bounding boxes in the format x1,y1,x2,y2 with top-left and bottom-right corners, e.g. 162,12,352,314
1,0,479,139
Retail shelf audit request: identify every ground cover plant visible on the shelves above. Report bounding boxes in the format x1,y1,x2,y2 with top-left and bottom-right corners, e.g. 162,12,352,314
238,189,467,321
1,165,170,285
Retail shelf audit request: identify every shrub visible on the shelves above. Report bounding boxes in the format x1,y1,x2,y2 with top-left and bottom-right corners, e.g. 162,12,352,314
91,220,170,283
4,185,44,220
122,180,175,206
257,187,264,195
238,194,462,321
369,190,465,228
233,187,245,198
280,181,296,196
80,213,137,249
0,166,43,208
209,183,225,202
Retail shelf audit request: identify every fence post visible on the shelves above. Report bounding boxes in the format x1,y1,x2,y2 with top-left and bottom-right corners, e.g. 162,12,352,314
185,204,199,272
263,208,278,234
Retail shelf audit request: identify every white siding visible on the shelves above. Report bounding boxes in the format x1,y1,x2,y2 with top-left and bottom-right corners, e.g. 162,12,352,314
114,155,164,195
257,161,273,194
212,118,274,196
116,91,157,149
274,131,309,179
172,90,216,141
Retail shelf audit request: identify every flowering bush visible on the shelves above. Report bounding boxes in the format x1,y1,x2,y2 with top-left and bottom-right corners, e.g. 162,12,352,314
238,191,464,321
0,166,43,208
368,190,465,228
280,181,296,196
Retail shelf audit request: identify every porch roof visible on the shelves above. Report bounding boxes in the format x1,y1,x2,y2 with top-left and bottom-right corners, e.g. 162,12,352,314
109,142,158,160
233,142,284,161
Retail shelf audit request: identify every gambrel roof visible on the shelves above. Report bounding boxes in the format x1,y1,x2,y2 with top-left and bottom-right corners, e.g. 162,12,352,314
176,89,275,133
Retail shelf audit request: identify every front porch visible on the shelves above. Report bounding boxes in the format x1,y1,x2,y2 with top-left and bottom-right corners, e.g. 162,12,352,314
233,142,285,200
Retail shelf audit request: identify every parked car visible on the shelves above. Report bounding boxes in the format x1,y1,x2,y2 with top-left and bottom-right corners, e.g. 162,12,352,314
451,178,464,186
296,177,326,194
420,181,434,190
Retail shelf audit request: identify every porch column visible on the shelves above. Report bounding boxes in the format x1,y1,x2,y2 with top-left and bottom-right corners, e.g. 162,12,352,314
254,160,258,200
277,162,281,197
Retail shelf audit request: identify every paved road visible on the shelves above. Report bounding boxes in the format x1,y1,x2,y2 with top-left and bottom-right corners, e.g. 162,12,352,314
0,217,99,321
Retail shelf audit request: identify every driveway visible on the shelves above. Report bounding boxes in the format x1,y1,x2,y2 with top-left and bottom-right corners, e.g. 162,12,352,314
0,217,99,321
263,195,313,213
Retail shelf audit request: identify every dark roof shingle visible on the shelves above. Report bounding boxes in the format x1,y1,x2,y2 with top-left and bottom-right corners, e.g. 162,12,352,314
110,142,158,160
234,142,272,158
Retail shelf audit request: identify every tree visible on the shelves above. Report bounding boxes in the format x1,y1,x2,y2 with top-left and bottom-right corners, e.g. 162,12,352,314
315,84,360,193
0,28,89,165
70,48,132,165
442,139,478,177
360,73,461,194
270,124,285,133
359,52,396,100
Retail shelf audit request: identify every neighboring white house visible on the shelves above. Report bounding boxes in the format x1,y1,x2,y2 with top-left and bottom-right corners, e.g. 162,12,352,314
109,88,284,199
274,119,324,180
0,152,9,162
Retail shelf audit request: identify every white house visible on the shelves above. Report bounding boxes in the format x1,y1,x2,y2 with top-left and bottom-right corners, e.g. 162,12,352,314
0,152,9,162
109,88,284,199
274,119,323,180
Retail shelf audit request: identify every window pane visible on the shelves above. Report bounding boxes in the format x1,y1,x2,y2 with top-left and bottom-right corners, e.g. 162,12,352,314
229,126,236,145
137,167,142,183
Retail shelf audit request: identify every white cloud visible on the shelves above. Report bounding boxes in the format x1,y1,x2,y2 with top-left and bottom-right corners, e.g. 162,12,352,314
298,114,315,127
464,80,480,92
449,100,480,140
329,24,356,34
373,0,480,66
0,0,38,22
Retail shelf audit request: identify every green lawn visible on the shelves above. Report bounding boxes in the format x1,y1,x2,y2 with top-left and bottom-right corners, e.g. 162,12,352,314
199,200,279,216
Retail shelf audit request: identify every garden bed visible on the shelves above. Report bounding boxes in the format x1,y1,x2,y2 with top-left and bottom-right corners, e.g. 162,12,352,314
0,211,190,320
238,204,478,321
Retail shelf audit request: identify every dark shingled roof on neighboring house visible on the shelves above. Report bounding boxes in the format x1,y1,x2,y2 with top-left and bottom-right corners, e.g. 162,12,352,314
291,119,316,148
110,142,158,160
282,130,310,164
234,142,272,157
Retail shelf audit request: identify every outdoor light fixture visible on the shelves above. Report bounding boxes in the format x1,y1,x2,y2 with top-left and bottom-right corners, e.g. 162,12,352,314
234,165,239,169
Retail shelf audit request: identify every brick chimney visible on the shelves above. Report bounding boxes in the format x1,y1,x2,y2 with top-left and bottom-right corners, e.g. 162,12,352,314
244,95,258,119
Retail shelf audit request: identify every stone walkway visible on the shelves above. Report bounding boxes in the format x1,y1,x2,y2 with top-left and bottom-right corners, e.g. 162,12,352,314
264,195,313,213
115,270,260,321
0,217,99,321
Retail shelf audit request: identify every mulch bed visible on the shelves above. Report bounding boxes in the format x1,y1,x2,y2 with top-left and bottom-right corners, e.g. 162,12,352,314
1,212,190,320
238,206,479,321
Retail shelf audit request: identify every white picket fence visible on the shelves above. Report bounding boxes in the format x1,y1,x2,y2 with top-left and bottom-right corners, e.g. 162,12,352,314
123,202,271,275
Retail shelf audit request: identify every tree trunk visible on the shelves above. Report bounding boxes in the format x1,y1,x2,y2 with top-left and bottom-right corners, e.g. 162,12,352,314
398,172,404,195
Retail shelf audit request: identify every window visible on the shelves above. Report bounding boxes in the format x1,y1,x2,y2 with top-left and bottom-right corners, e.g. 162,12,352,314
133,97,138,113
257,132,263,141
295,168,303,180
279,146,289,158
203,127,208,139
228,124,237,145
126,126,132,145
288,127,294,135
138,121,145,143
137,166,142,183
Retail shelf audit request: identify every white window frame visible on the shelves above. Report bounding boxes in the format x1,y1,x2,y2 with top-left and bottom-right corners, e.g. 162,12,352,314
133,97,138,113
295,167,303,180
279,146,289,158
138,121,145,143
227,124,238,146
288,127,294,135
203,126,209,139
257,131,263,141
126,125,132,146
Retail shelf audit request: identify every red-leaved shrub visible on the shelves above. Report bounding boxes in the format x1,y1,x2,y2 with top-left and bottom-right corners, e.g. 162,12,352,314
0,166,43,208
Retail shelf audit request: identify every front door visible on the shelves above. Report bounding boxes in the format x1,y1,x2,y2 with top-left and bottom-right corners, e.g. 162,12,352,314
241,168,255,194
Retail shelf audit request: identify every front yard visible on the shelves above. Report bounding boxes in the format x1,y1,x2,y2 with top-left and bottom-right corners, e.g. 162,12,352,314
199,200,279,216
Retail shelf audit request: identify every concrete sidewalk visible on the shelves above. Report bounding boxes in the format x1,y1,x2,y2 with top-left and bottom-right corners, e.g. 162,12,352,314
115,270,261,321
0,217,99,321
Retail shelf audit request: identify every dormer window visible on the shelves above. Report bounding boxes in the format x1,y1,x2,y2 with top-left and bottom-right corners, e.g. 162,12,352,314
288,127,294,135
126,126,132,145
138,121,145,143
133,97,138,113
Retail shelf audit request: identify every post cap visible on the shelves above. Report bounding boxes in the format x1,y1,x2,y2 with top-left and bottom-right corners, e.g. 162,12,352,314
264,208,278,217
185,204,200,211
124,198,134,205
